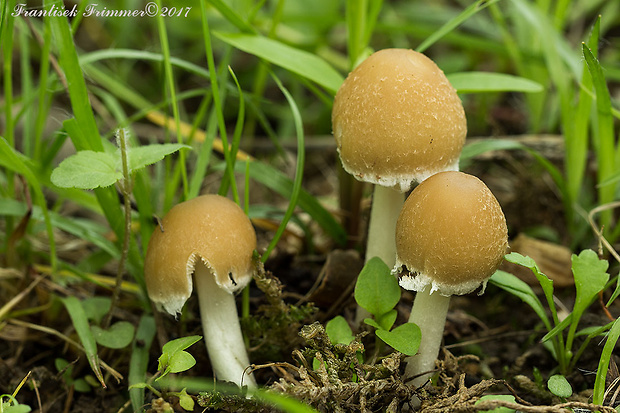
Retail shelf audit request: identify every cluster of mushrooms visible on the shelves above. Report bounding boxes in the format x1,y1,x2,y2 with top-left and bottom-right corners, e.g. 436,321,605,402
142,48,509,392
332,49,508,386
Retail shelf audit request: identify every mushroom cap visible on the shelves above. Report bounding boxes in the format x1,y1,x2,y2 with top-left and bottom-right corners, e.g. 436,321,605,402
144,195,257,316
394,171,508,296
332,48,467,192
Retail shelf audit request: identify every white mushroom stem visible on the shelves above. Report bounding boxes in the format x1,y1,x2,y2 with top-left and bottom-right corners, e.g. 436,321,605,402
355,185,406,324
404,288,450,387
194,261,256,388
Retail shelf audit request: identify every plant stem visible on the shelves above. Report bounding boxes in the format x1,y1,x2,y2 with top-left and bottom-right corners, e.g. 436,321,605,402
104,128,132,329
355,185,405,324
404,288,450,387
194,261,256,388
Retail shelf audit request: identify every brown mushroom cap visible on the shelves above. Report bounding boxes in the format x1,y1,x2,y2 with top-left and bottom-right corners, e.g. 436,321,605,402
395,171,508,295
144,195,257,316
332,48,467,192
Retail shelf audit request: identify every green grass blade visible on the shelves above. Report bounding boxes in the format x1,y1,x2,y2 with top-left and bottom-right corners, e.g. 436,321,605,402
206,0,257,34
0,138,57,272
202,2,238,204
79,49,211,82
214,31,344,94
593,317,620,404
61,296,105,388
447,72,543,93
129,316,156,412
261,72,306,262
583,43,616,235
46,3,124,240
416,0,501,53
155,0,188,198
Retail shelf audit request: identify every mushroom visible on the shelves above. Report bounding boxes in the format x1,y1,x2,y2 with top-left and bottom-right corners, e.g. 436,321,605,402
144,194,257,388
393,171,508,386
332,49,467,321
332,48,467,322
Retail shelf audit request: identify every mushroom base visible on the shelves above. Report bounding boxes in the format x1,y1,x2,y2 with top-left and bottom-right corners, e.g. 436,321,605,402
194,261,256,388
404,287,450,387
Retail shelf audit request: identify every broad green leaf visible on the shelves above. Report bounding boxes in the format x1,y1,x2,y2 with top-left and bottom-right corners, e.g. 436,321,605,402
325,316,354,346
547,374,572,398
51,151,121,189
571,250,609,326
91,321,135,349
475,395,516,413
447,72,543,94
375,323,421,356
354,257,401,317
125,143,191,172
214,32,344,94
489,270,551,330
61,296,105,387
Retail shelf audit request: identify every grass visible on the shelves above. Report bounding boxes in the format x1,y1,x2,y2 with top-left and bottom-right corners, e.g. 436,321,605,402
1,0,620,411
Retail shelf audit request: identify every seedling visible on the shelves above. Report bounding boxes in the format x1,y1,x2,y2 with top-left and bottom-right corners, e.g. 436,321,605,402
354,257,421,357
490,249,610,375
130,336,201,411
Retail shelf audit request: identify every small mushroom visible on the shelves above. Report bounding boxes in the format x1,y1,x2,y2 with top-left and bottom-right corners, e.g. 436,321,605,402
332,48,466,322
393,171,508,386
144,194,257,388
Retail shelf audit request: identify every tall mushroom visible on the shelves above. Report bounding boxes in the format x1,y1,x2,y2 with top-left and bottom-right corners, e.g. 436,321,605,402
393,171,508,386
144,194,257,388
332,49,467,320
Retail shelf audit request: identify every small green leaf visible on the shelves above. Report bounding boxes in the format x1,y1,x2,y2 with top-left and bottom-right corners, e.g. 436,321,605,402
91,321,135,349
447,72,543,93
73,378,92,393
51,151,122,189
503,253,555,318
363,318,382,330
375,323,421,356
548,374,572,398
572,250,609,320
158,336,202,379
161,335,202,359
176,388,195,411
354,257,401,317
166,351,197,375
81,297,111,324
325,316,354,345
376,309,398,331
475,394,516,413
125,143,191,173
